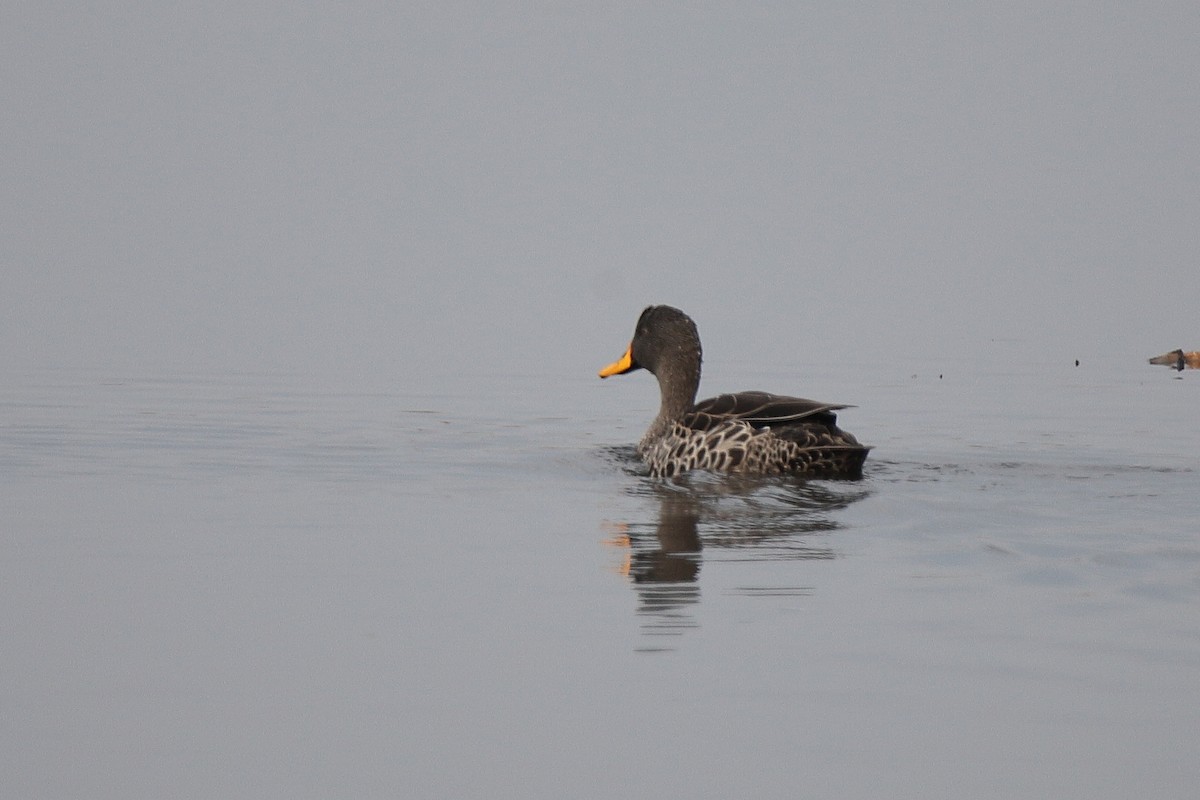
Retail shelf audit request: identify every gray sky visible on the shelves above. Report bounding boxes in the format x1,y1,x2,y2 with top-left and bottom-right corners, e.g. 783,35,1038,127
4,3,1197,381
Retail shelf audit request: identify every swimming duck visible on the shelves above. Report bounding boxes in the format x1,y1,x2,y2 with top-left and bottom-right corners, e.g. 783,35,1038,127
599,305,870,479
1148,349,1200,371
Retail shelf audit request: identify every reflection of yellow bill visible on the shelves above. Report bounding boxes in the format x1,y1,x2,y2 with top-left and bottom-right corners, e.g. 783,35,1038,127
600,521,632,577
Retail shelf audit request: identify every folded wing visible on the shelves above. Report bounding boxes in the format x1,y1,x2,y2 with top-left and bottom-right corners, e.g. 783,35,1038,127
691,391,849,429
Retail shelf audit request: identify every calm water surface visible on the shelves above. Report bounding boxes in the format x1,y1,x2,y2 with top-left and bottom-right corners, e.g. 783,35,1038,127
2,359,1197,798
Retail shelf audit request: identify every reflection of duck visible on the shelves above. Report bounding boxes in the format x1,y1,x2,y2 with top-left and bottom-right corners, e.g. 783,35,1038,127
629,494,702,585
1148,349,1200,371
609,493,703,644
599,305,870,478
609,476,869,647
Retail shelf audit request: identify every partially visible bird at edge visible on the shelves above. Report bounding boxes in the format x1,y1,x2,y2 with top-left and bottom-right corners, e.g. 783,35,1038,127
1148,349,1200,372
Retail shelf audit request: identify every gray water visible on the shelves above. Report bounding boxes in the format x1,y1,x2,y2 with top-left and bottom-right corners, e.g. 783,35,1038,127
7,4,1200,797
2,357,1197,799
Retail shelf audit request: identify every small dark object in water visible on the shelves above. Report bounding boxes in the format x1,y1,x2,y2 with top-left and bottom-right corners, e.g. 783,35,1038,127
1075,359,1079,367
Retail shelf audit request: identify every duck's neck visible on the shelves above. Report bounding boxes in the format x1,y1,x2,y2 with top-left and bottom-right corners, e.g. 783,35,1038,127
644,358,699,442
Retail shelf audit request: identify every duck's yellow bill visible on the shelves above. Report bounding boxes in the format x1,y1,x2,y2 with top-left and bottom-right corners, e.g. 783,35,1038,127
598,345,633,378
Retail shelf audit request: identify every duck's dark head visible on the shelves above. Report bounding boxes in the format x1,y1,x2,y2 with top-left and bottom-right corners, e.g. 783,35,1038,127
599,305,702,379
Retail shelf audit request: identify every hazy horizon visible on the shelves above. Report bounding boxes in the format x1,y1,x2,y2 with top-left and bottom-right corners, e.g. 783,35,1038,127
4,4,1197,383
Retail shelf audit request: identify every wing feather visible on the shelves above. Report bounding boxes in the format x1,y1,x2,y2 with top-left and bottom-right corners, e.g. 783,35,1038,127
693,391,850,427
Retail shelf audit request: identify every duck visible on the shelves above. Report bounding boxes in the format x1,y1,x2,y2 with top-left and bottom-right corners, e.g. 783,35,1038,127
1148,349,1200,371
598,305,870,479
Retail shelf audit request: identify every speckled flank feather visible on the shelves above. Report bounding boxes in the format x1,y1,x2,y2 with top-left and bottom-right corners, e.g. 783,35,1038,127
640,405,869,479
599,306,870,479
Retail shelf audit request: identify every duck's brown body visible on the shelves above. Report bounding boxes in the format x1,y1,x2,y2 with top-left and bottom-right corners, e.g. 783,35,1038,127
599,306,869,479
